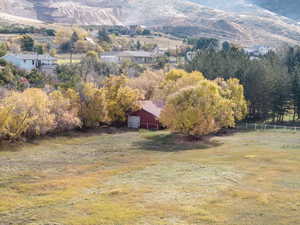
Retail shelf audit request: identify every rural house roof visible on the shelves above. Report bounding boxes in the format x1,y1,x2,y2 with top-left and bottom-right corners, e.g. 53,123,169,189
140,100,163,118
102,51,156,58
4,53,56,60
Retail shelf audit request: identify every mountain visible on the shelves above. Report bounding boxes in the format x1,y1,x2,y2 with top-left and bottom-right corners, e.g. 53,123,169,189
1,0,300,47
250,0,300,21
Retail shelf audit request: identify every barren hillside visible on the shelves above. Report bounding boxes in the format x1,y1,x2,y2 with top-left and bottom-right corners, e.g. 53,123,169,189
1,0,300,46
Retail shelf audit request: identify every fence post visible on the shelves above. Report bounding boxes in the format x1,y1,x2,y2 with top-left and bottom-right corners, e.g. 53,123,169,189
254,123,257,130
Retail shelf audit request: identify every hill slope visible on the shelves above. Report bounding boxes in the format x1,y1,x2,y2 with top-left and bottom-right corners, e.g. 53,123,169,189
250,0,300,21
0,0,300,46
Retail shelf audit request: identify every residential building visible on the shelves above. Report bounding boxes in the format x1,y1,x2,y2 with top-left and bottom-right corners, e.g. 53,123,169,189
101,51,159,64
2,53,57,73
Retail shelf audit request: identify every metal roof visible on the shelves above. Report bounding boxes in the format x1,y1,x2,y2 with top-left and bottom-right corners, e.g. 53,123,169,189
4,53,56,60
102,51,155,58
140,100,163,118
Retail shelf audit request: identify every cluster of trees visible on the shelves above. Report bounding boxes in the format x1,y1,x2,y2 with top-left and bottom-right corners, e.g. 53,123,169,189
129,69,247,136
0,25,55,36
0,50,146,91
55,51,146,87
0,57,47,89
186,37,220,50
186,45,300,122
1,35,51,55
55,28,103,54
0,76,141,142
0,65,247,141
86,25,152,37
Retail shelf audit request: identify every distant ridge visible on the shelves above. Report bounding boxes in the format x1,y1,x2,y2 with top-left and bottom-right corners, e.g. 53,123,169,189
1,0,300,47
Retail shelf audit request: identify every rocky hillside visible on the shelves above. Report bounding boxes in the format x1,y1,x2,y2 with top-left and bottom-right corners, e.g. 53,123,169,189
0,0,300,46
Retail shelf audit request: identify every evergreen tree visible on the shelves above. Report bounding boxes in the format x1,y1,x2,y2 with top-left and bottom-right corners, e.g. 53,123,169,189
20,35,34,51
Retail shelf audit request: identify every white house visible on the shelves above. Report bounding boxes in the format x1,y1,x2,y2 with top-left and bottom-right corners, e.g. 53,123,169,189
2,53,57,72
244,46,273,56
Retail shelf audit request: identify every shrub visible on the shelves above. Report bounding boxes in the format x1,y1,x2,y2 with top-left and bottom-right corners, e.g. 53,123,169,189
49,90,81,132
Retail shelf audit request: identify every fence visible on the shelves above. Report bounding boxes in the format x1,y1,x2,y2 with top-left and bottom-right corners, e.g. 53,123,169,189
237,123,300,132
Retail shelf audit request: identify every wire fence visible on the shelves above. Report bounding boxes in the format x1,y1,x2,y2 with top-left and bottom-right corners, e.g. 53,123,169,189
237,123,300,132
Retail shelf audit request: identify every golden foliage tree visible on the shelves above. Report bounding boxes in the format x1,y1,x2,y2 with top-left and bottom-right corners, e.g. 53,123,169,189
160,77,247,137
215,78,248,121
49,90,81,131
103,76,141,123
0,104,13,140
1,89,55,140
79,83,107,128
157,70,205,101
126,70,164,100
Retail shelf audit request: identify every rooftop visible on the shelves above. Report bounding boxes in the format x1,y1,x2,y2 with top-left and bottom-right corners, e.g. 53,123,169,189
102,51,156,58
4,53,56,60
140,100,164,118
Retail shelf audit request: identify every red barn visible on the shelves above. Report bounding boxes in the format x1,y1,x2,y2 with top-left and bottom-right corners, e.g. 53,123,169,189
128,101,163,129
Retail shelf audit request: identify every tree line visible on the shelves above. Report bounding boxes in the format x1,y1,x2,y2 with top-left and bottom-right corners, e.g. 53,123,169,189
0,67,247,142
185,44,300,123
0,76,141,142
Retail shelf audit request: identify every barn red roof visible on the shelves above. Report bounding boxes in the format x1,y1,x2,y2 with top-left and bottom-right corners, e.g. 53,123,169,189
140,101,163,118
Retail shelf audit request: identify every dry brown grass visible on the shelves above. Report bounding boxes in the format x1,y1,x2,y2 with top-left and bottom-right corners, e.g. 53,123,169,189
0,129,300,224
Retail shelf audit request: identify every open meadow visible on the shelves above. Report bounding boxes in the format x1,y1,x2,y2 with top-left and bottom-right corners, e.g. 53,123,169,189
0,129,300,225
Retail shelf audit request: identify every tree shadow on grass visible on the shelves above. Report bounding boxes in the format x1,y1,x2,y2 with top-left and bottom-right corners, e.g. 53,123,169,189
134,132,223,152
0,127,136,152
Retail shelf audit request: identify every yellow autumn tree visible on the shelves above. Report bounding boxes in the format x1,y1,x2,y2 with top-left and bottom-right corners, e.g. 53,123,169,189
49,90,81,132
63,88,81,111
126,70,164,100
160,79,236,137
215,78,248,121
1,89,55,140
102,76,141,124
0,103,13,140
156,70,205,101
79,83,107,128
165,69,189,81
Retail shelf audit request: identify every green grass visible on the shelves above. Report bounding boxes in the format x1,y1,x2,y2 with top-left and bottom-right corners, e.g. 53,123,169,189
56,54,83,65
0,129,300,224
57,59,81,65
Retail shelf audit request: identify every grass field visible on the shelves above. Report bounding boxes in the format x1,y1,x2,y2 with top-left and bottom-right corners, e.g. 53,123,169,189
56,54,84,65
0,129,300,225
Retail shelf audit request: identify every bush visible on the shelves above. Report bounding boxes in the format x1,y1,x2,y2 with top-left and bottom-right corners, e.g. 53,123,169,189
49,90,81,132
0,89,54,140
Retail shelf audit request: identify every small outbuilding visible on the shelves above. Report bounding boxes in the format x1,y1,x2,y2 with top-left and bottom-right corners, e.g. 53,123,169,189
128,101,163,129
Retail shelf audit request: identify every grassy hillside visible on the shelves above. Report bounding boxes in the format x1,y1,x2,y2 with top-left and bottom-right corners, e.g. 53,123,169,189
0,129,300,224
251,0,300,21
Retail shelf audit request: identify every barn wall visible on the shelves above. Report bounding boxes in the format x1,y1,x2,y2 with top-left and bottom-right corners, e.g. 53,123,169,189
129,110,161,129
